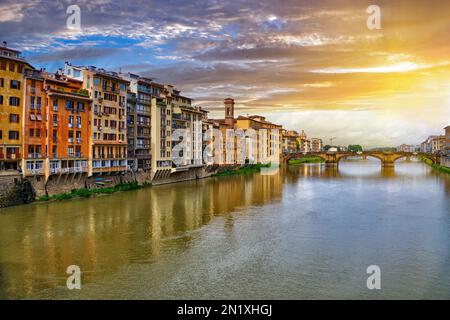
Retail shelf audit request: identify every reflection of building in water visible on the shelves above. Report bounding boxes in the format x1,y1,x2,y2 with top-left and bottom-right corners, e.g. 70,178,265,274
0,171,284,298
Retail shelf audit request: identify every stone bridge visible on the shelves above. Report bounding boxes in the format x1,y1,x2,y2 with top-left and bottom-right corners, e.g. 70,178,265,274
283,151,440,167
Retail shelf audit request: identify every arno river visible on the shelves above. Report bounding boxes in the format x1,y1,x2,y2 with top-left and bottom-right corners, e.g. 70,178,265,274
0,159,449,299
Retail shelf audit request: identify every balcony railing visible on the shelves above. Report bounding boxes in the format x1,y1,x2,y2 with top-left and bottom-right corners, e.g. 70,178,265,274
6,153,20,160
50,167,61,174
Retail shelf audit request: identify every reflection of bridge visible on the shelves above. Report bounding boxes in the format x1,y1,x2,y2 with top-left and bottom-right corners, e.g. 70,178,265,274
283,151,440,167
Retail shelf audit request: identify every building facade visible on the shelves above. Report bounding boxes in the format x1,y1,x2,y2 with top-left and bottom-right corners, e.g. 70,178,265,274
63,63,128,175
310,138,323,152
121,73,152,171
0,42,33,172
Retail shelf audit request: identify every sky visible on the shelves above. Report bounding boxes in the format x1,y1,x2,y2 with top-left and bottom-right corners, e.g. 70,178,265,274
1,0,449,147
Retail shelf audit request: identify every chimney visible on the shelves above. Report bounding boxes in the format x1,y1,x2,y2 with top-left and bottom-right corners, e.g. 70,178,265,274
224,98,235,127
3,41,7,47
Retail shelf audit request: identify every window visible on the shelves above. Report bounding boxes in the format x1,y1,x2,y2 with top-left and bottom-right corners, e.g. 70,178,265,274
10,80,20,89
9,97,20,106
0,130,2,140
0,61,6,70
66,100,74,109
0,78,3,87
29,128,34,137
17,64,23,73
36,129,41,137
0,95,3,105
53,98,58,111
9,62,15,72
9,114,19,123
76,101,84,111
30,114,36,121
9,131,19,140
94,77,101,86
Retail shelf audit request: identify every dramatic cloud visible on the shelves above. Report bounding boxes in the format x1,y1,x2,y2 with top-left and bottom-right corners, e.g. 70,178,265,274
1,0,449,146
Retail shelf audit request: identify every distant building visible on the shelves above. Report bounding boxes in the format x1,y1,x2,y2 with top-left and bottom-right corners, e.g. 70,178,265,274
445,126,450,156
282,130,300,154
441,126,450,168
310,138,323,152
397,144,417,152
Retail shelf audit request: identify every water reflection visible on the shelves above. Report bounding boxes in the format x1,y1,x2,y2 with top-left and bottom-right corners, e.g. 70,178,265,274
0,159,449,299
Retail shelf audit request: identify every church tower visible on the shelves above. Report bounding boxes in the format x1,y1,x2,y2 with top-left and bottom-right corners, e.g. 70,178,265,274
224,98,235,127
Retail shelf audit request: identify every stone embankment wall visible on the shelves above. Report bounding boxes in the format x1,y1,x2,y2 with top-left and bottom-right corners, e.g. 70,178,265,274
0,165,223,208
0,173,35,208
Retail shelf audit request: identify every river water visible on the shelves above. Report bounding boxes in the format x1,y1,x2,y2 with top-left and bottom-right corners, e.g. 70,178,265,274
0,159,449,299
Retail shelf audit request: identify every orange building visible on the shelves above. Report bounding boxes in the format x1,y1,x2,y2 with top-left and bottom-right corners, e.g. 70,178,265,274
0,42,33,172
63,63,128,175
22,70,91,179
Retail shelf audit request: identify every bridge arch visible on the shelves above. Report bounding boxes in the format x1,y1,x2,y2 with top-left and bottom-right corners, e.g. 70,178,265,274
335,153,384,163
284,153,327,163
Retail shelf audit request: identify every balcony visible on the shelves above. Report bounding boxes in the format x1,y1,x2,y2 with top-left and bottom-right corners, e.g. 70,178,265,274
50,167,61,174
30,168,43,175
29,153,42,159
6,153,20,160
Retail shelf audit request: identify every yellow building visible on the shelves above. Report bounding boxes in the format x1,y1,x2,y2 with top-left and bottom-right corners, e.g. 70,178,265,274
211,98,283,165
0,42,34,172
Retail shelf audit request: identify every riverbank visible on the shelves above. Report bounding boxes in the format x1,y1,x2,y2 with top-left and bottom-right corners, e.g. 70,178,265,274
32,164,268,204
213,163,270,176
421,157,450,174
37,182,143,202
288,157,324,165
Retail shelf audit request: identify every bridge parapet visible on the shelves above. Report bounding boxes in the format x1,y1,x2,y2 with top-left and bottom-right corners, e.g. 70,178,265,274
283,151,439,167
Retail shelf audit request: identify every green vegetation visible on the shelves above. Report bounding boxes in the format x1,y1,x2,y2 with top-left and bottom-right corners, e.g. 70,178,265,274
421,157,450,174
288,157,325,165
38,182,141,202
347,144,363,152
214,164,271,176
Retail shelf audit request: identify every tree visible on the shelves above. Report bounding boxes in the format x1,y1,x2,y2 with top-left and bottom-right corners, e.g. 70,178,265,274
348,145,363,152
